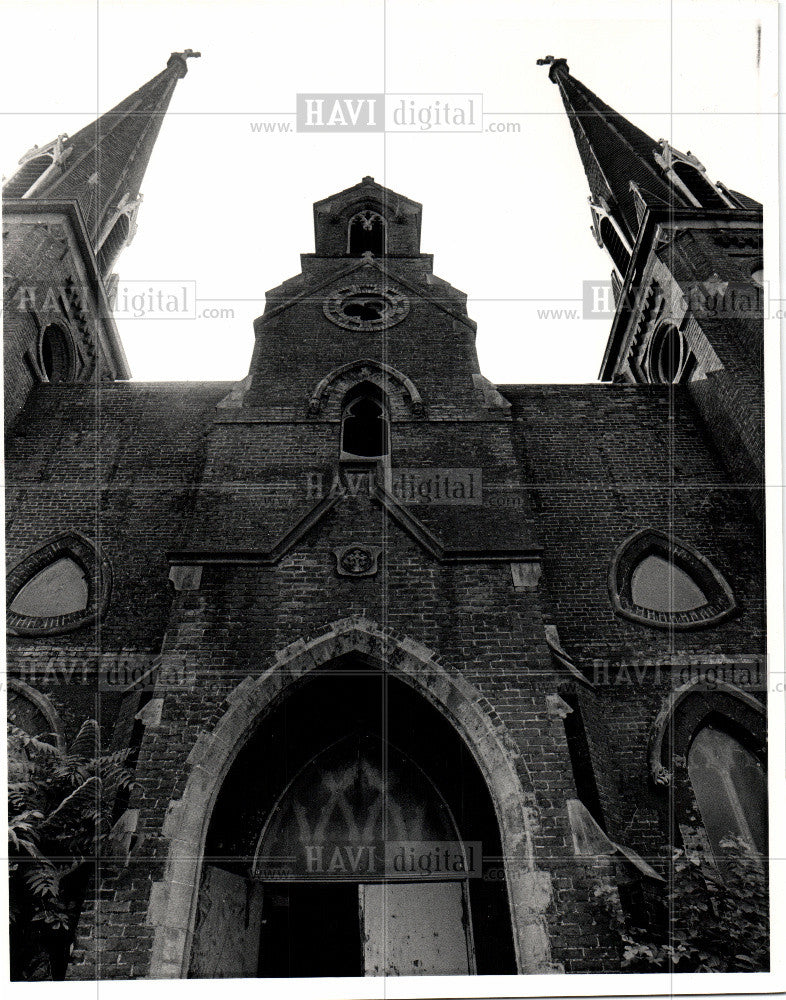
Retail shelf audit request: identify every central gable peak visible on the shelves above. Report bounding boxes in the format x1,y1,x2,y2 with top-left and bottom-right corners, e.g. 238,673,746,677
312,176,423,257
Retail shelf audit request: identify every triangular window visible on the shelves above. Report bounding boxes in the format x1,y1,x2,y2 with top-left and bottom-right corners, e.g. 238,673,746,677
10,557,89,618
7,532,111,636
609,529,736,629
630,554,707,613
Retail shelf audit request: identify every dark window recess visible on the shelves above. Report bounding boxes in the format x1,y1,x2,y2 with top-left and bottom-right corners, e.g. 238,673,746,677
562,692,606,830
343,296,386,321
348,211,385,255
599,217,630,276
40,324,74,382
341,386,389,458
259,877,359,977
672,162,728,209
681,350,698,383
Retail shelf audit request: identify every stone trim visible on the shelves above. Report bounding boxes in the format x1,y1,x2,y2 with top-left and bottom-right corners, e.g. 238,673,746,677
6,531,112,637
145,617,554,978
308,358,424,417
168,486,542,567
647,678,765,786
7,678,66,748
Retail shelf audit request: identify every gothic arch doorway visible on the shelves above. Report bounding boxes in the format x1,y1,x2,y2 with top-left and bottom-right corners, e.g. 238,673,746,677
188,660,516,978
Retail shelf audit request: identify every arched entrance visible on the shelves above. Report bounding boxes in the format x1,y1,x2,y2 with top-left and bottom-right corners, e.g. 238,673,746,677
189,661,515,977
145,618,553,978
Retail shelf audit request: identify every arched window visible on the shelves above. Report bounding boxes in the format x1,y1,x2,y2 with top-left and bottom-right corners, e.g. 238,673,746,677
599,216,630,276
3,153,53,198
340,383,389,459
688,721,767,868
672,162,728,209
348,210,385,256
97,213,131,275
7,680,64,746
609,529,737,629
7,531,112,636
40,323,75,382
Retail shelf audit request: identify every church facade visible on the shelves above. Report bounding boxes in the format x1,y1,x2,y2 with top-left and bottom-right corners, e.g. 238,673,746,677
3,52,767,979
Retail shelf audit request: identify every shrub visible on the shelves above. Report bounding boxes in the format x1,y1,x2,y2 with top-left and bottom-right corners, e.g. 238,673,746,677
7,720,136,980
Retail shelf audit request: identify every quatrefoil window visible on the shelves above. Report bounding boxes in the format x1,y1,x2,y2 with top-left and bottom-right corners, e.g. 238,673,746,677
323,282,409,331
342,295,388,322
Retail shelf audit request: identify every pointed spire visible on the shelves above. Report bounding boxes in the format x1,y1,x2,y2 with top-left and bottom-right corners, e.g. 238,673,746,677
538,56,676,244
28,51,200,248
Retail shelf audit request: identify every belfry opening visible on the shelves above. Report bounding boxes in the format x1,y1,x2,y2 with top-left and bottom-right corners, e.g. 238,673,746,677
189,658,516,978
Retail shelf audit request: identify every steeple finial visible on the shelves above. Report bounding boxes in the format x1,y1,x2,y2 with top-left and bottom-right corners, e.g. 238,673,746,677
536,55,569,83
167,49,202,78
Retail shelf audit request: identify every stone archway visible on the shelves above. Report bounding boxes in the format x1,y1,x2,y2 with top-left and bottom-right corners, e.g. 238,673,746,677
145,617,554,978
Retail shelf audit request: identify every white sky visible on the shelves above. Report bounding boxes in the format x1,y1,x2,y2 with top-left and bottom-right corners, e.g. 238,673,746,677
0,0,776,384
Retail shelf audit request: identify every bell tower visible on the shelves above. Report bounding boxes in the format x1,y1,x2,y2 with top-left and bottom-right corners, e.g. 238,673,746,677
234,176,504,419
2,50,199,428
541,56,764,495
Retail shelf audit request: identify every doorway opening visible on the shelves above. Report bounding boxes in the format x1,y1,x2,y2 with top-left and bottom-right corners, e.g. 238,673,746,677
190,659,516,978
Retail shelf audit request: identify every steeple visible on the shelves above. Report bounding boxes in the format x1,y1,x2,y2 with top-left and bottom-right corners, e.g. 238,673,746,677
538,56,751,275
537,58,764,505
3,50,199,272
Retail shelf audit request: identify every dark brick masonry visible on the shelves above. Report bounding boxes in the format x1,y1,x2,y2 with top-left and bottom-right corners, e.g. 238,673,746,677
4,64,766,980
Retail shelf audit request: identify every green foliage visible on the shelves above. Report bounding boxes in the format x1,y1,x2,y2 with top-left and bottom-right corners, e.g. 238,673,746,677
594,839,768,973
7,719,137,980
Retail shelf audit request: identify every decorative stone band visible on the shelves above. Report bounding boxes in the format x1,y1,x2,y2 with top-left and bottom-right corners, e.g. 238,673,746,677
167,485,542,568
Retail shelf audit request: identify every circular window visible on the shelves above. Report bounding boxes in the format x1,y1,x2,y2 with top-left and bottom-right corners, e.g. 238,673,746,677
324,282,409,331
40,324,75,382
648,323,685,384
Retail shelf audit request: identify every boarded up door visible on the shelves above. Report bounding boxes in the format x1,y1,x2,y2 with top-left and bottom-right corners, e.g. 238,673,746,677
190,866,264,978
360,881,474,976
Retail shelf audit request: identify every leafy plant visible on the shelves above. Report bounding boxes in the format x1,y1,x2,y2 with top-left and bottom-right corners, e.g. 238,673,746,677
595,838,768,973
7,719,137,980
